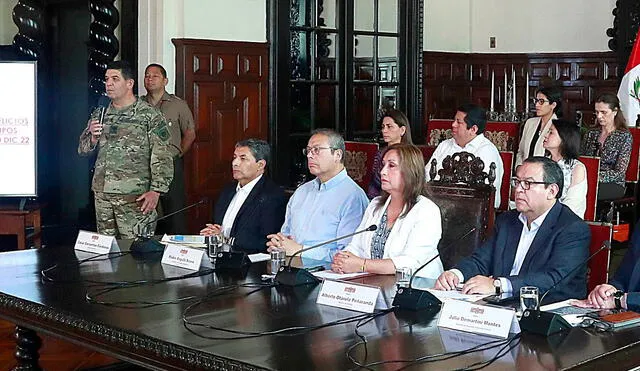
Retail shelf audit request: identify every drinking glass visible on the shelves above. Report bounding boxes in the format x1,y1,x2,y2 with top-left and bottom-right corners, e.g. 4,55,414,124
207,235,223,264
396,267,413,288
270,249,286,275
520,286,539,312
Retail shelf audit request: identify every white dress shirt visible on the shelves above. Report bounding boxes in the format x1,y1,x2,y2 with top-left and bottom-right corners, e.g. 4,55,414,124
451,207,551,293
344,195,444,278
426,134,504,208
221,174,263,238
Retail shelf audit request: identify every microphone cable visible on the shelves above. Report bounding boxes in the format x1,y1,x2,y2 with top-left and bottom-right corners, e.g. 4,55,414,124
345,309,522,370
40,251,224,308
182,295,395,341
86,279,266,309
41,251,215,287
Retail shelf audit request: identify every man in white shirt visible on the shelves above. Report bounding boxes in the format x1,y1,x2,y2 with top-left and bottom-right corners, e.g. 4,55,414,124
200,139,286,254
426,104,504,208
433,157,590,303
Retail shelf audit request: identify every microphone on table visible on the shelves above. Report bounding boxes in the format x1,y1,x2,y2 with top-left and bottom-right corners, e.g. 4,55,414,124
393,227,477,311
274,224,378,287
520,240,610,336
130,199,206,254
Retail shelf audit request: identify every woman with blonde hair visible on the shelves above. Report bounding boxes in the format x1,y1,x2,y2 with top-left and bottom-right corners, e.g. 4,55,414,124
332,144,443,278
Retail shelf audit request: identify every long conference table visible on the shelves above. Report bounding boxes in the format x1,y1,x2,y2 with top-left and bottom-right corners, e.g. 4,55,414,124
1,242,640,370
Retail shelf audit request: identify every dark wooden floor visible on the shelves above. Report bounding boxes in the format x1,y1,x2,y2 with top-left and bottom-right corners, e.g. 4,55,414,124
0,318,126,370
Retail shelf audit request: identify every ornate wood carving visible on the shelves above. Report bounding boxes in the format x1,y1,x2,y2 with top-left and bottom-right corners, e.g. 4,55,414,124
607,0,640,71
88,0,120,105
11,0,45,60
14,326,42,371
423,51,619,128
429,151,496,186
0,295,266,370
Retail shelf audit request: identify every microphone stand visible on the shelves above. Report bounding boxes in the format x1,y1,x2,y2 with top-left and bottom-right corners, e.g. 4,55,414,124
130,199,205,254
520,241,610,336
393,228,476,311
274,225,377,287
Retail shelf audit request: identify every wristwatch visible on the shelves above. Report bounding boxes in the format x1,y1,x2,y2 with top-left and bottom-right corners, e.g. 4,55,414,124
493,279,502,295
613,290,624,309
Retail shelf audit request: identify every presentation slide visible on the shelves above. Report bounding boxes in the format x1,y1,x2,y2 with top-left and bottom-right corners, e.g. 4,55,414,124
0,61,37,196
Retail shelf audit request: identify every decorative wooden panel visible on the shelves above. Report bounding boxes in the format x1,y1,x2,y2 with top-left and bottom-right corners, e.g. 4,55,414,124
173,39,268,233
423,52,619,128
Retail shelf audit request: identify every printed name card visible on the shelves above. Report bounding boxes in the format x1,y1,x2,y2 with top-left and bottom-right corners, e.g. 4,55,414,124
74,230,119,254
437,299,519,338
316,279,388,313
161,243,212,271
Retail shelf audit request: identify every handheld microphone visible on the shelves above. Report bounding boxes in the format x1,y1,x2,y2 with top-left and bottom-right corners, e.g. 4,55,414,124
392,227,476,311
520,240,610,336
94,96,110,138
130,199,206,254
274,224,377,286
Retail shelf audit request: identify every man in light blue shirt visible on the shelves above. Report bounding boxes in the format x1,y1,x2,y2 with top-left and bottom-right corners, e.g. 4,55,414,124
267,129,369,262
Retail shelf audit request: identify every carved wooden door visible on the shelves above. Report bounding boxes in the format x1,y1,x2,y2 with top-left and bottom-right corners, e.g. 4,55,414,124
173,39,268,233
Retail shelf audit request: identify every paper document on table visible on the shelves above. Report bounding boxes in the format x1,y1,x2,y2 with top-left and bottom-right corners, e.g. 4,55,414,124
161,234,206,247
541,299,597,326
426,288,491,303
248,253,270,263
312,270,372,280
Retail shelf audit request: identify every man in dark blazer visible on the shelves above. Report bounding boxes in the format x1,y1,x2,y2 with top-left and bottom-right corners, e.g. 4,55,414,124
434,156,590,303
581,221,640,312
200,139,285,254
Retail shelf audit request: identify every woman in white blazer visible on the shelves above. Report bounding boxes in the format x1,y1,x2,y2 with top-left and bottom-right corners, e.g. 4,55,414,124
515,86,562,168
331,144,443,278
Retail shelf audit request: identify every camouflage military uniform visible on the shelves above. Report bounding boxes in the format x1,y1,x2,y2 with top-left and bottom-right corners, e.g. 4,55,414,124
78,98,174,239
141,92,195,235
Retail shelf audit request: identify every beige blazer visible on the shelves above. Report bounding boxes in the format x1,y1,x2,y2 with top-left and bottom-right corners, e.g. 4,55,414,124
515,114,558,167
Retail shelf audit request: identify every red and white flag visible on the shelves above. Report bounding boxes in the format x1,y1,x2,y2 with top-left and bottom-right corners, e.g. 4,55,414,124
618,26,640,126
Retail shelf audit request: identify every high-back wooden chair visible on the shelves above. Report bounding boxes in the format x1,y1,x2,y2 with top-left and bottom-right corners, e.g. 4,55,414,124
586,221,613,292
485,121,520,152
579,156,600,221
425,119,452,147
416,145,436,165
498,151,514,211
344,141,379,191
425,118,520,153
426,151,496,269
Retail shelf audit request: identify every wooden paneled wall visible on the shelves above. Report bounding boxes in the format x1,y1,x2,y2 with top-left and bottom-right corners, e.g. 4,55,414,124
423,51,620,127
173,39,269,233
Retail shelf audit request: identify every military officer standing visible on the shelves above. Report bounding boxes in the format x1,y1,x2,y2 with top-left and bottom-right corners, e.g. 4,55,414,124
78,61,174,239
142,63,195,234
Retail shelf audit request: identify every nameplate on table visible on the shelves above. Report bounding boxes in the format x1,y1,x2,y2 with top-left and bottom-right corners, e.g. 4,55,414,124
161,243,212,270
316,279,388,313
437,299,519,338
74,230,119,254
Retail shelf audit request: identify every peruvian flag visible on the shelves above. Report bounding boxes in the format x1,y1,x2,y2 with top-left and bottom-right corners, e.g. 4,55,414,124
619,26,640,127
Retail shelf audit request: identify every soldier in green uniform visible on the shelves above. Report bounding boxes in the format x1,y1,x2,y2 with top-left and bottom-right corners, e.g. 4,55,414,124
78,61,174,239
142,63,196,235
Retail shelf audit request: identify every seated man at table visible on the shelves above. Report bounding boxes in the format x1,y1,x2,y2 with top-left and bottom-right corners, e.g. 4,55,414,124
200,139,286,254
434,157,590,303
266,129,369,261
575,220,640,312
426,104,503,208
